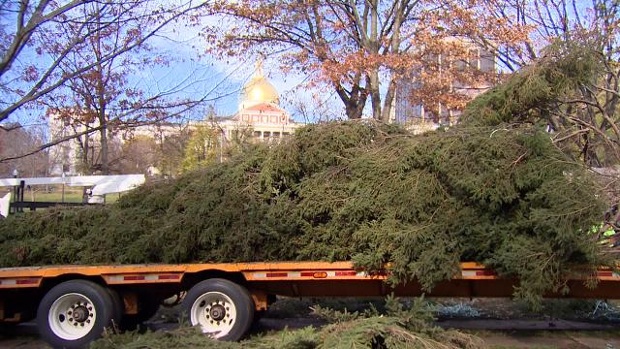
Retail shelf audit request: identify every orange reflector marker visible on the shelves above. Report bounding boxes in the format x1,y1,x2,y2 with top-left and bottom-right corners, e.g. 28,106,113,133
313,272,328,278
16,278,39,285
158,274,181,280
124,275,146,281
335,271,358,277
266,272,288,278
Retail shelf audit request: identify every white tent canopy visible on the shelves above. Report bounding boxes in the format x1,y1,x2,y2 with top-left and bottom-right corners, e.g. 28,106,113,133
0,193,10,218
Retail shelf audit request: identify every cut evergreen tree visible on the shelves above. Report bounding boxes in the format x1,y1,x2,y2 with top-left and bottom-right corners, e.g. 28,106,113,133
0,41,613,304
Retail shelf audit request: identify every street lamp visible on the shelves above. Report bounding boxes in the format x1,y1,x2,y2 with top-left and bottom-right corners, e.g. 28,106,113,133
11,169,18,214
61,172,66,203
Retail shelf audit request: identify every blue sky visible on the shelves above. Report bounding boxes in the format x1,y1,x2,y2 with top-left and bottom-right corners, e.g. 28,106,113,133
145,16,345,123
3,11,331,134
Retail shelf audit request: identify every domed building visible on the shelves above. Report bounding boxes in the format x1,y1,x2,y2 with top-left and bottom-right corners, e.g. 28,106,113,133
239,63,280,110
217,61,302,144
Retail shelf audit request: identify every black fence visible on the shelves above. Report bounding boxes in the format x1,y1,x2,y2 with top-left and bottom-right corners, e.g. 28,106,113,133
9,180,91,214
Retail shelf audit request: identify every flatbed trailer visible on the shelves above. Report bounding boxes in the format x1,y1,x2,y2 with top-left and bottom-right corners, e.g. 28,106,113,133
0,261,618,348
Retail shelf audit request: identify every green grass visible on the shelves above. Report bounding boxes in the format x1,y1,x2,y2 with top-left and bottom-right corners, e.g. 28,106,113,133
26,191,84,203
5,187,122,205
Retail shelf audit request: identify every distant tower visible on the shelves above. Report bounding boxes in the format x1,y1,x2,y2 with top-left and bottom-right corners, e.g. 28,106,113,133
48,113,82,176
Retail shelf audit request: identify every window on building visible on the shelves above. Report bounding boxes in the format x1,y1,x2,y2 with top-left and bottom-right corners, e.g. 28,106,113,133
254,131,262,137
263,131,271,138
273,132,280,137
479,50,495,72
455,57,467,71
470,48,481,70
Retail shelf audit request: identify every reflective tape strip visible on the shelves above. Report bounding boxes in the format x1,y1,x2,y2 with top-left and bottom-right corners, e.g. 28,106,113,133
0,278,40,287
16,279,38,285
335,271,358,277
158,274,182,280
253,272,300,278
106,273,182,284
265,272,296,278
252,270,369,279
124,275,146,281
597,271,620,278
462,270,496,277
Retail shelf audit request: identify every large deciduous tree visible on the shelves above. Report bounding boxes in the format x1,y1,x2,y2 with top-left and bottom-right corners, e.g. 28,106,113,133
0,124,48,178
119,123,194,177
43,1,196,174
196,0,529,121
0,0,205,124
116,135,159,174
156,126,192,177
181,124,221,172
0,0,217,172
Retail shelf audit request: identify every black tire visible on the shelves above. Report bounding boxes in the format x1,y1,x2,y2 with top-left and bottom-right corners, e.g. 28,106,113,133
183,278,254,341
37,280,118,349
106,288,123,330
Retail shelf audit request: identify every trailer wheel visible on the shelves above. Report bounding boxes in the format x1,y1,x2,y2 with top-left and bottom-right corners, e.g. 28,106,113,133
106,288,123,329
183,278,254,341
37,280,117,349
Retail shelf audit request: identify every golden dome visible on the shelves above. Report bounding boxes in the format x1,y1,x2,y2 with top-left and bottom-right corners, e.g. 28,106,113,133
239,61,279,109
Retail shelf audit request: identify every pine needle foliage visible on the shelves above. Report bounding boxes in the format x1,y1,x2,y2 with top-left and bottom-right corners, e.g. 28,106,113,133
91,296,483,349
460,40,602,128
91,326,246,349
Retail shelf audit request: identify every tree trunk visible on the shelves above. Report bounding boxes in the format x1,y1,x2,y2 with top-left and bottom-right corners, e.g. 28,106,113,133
334,78,367,119
368,73,382,120
381,78,398,122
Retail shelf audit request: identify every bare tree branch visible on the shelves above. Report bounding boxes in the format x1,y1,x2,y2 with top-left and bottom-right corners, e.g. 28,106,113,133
0,0,210,122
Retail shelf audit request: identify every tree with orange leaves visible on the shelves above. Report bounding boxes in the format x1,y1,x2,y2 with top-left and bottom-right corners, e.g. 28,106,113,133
43,2,182,175
195,0,531,121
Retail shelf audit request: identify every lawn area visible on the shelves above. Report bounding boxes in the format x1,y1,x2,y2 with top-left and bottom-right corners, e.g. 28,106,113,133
3,186,122,204
28,190,84,203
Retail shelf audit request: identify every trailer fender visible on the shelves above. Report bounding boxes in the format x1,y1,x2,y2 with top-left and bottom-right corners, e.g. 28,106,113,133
36,280,118,349
183,278,254,341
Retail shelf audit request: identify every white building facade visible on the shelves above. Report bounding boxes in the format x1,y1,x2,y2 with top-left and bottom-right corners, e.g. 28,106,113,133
393,39,497,130
47,63,303,176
